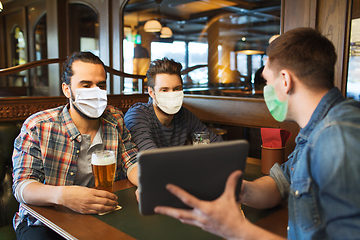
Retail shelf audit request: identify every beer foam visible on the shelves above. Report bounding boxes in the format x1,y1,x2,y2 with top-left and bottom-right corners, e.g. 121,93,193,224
91,150,116,165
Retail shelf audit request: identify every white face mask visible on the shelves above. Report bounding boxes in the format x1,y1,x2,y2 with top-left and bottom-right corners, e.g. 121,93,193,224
71,87,107,118
154,91,184,115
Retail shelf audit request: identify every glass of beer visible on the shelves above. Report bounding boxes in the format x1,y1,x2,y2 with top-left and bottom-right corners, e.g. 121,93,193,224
193,132,210,145
91,150,116,192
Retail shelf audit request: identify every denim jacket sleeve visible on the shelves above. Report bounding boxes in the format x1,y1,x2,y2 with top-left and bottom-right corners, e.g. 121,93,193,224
310,118,360,239
270,163,290,199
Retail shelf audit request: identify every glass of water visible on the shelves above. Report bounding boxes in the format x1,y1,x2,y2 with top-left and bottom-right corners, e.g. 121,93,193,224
192,132,210,145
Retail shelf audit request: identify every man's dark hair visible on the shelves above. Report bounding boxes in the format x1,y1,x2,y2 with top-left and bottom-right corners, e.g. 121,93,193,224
61,52,107,84
266,27,337,90
146,57,183,89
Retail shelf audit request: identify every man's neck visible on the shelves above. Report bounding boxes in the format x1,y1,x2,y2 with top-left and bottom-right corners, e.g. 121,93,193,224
290,88,329,128
153,102,174,128
68,106,101,135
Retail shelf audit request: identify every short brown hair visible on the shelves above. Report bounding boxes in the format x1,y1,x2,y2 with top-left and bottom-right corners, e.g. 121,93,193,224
61,52,106,85
266,27,337,90
146,57,183,89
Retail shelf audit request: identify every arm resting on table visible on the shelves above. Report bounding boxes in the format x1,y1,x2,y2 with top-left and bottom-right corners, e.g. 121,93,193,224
241,176,282,209
21,181,118,214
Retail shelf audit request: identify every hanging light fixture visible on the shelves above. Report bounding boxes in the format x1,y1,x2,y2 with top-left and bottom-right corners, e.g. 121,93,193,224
160,26,173,38
0,1,3,12
144,19,162,32
235,39,265,55
143,0,172,36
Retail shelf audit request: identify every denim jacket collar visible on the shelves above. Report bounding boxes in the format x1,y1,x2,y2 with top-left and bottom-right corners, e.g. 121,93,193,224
296,87,345,145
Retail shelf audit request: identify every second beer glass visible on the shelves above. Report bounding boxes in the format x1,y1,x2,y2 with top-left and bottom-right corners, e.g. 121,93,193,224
91,150,116,192
192,132,210,145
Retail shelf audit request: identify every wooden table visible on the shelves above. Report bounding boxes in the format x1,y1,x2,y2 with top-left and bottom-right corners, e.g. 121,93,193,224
23,161,288,239
23,180,136,239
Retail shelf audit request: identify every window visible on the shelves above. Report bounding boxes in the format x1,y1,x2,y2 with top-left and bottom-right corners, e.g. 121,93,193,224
123,0,281,97
69,3,99,56
32,14,48,95
347,18,360,101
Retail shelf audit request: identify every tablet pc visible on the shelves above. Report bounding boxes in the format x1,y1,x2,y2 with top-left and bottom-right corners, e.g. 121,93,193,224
138,140,249,215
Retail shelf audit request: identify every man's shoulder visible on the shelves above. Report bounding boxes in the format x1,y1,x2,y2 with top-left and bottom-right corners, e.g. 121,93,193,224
102,106,127,128
326,99,360,123
24,105,65,126
177,106,198,120
105,105,124,116
126,102,151,113
124,102,152,121
311,99,360,143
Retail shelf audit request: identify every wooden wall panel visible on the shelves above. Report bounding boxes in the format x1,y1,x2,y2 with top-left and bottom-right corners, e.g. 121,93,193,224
283,0,317,32
0,94,149,122
183,95,300,156
316,0,351,93
283,0,351,94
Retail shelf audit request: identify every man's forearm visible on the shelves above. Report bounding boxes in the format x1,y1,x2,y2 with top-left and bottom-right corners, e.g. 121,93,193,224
22,181,62,206
127,164,138,186
241,176,282,209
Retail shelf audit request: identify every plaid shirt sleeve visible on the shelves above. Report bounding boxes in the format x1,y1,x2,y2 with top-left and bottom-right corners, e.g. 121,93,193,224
103,106,138,180
12,117,45,192
117,109,138,177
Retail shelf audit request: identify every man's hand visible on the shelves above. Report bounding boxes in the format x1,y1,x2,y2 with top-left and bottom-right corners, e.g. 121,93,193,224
154,170,249,239
57,186,118,214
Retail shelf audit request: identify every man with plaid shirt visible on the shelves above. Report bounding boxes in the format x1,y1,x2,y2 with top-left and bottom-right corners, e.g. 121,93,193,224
12,52,138,239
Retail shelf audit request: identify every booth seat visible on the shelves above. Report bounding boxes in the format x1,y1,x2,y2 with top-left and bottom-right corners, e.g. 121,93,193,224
0,122,22,240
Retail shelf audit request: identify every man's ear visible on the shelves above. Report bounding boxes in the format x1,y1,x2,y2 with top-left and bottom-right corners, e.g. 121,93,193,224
280,70,293,95
62,82,71,99
148,86,155,99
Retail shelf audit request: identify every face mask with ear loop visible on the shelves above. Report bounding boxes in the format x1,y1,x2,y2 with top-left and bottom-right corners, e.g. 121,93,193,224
70,87,108,118
154,91,184,115
263,78,289,122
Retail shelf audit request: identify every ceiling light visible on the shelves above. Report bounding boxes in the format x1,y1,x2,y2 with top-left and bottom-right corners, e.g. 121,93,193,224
235,41,265,55
144,20,162,32
160,27,173,38
0,1,3,12
236,49,265,55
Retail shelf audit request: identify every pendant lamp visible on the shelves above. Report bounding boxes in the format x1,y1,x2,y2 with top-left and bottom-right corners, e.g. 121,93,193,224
160,26,173,38
0,1,3,12
235,40,265,55
144,20,162,32
144,0,163,33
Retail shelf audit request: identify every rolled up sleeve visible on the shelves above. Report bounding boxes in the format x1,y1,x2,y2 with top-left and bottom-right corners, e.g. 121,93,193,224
270,163,290,199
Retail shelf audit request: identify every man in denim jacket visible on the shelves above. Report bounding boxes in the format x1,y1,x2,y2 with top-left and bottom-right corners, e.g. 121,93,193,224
155,28,360,239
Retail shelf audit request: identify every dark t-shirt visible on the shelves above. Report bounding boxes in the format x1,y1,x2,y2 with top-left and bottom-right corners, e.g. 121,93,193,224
124,99,222,151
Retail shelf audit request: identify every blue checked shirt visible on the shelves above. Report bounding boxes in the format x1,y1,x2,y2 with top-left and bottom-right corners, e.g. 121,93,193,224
12,104,138,230
270,88,360,239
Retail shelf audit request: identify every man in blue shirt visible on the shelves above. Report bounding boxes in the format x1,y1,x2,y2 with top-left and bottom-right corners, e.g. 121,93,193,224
155,28,360,239
124,57,222,152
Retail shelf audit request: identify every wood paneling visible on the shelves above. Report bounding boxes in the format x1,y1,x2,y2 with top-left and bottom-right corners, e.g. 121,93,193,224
0,94,149,122
283,0,351,94
353,0,360,18
110,0,121,95
183,95,300,157
283,0,318,32
316,0,351,93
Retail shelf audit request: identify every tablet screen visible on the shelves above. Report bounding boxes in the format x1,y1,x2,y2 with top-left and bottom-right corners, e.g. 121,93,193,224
138,140,249,215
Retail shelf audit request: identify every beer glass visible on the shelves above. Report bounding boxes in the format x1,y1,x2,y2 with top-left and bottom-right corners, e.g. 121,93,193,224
192,132,210,145
91,150,116,192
